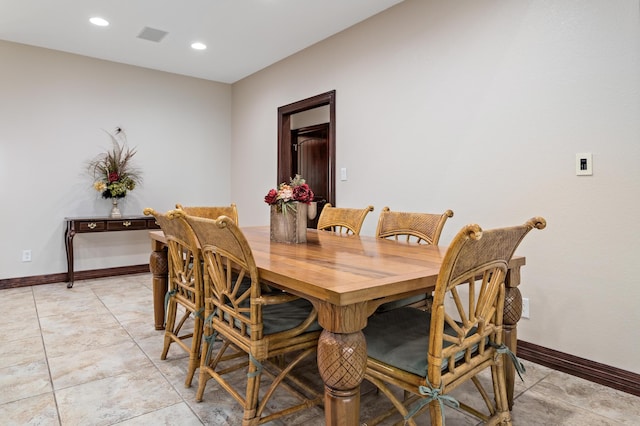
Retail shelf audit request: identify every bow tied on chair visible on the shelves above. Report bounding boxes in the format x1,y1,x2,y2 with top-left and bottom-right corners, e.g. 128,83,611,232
404,379,460,424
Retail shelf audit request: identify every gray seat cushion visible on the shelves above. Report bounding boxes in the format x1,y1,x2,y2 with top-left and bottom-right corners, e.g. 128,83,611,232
228,278,321,336
260,298,322,335
363,307,475,377
375,294,429,312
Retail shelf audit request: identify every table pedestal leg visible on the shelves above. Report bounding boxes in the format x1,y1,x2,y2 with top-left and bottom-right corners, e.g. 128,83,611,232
149,242,168,330
318,330,367,425
316,302,368,426
503,268,523,410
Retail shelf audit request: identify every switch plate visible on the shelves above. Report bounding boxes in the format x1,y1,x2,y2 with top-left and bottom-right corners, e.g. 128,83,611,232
340,167,347,181
576,153,592,176
22,249,32,262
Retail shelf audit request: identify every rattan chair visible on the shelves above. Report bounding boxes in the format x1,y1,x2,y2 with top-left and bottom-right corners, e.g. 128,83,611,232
143,207,204,388
316,203,374,235
173,211,323,426
375,207,454,312
376,207,454,245
175,203,238,224
362,217,546,426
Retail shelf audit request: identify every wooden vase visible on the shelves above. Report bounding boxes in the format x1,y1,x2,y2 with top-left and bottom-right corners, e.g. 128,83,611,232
270,202,308,243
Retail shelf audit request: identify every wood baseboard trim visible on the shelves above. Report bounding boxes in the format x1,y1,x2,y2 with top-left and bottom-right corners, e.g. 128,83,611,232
0,265,150,290
517,340,640,397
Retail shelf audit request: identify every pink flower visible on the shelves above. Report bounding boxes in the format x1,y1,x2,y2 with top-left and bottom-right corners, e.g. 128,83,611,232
278,185,293,202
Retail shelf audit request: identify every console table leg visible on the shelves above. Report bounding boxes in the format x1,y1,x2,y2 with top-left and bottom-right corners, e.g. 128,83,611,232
65,225,76,288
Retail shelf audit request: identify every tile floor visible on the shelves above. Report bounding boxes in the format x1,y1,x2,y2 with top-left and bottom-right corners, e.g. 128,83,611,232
2,273,639,425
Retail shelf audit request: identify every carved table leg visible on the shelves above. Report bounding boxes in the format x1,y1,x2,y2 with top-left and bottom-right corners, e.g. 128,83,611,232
65,223,76,288
316,302,368,426
503,266,523,410
149,240,168,330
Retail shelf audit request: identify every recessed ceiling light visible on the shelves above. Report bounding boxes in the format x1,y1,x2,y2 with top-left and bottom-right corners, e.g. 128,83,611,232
191,42,207,50
90,17,110,27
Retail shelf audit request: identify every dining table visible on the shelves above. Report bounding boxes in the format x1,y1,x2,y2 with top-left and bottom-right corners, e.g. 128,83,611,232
148,226,527,425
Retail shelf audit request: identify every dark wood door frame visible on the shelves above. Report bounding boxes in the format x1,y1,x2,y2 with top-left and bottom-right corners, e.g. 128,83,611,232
277,90,336,207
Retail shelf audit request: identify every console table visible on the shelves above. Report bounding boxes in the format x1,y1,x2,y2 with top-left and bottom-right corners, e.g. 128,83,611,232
64,216,160,288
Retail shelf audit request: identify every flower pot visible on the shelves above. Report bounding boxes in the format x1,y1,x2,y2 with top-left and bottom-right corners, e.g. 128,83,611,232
270,202,308,243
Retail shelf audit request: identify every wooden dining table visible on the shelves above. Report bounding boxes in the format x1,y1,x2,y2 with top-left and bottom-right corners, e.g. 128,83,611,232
148,226,527,425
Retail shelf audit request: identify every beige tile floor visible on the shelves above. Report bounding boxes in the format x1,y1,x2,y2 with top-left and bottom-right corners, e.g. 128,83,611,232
2,273,639,425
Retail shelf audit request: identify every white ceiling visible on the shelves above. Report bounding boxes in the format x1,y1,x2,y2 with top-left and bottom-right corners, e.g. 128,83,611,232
0,0,404,84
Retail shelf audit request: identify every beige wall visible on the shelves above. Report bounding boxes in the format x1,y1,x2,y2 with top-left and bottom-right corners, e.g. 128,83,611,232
231,0,640,373
0,40,232,277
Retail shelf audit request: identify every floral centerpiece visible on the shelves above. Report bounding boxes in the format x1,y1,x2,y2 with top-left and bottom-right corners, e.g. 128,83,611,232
264,175,315,243
87,128,142,217
264,174,314,214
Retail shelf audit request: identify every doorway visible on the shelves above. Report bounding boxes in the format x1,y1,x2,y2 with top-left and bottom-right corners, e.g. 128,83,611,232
292,124,328,228
277,90,335,228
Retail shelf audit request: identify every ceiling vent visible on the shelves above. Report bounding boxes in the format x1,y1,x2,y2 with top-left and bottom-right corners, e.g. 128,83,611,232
137,27,168,42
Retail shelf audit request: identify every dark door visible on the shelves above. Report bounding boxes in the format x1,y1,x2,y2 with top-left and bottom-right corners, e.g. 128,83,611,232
292,124,329,228
278,91,336,228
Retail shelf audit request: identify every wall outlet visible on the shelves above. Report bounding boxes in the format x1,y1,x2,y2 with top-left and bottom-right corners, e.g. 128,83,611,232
22,249,32,262
522,297,530,319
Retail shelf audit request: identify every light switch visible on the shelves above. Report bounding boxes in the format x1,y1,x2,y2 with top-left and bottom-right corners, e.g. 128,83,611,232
576,153,592,176
340,167,347,181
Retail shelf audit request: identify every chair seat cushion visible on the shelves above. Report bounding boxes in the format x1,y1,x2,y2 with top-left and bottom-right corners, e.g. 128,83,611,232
375,294,428,313
262,297,322,335
226,277,320,336
234,296,321,336
363,307,474,377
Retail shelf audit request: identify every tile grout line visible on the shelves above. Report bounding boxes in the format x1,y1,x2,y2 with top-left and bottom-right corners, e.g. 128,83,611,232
31,285,63,426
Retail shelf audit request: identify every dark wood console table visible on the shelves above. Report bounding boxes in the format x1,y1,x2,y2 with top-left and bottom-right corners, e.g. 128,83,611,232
64,216,160,288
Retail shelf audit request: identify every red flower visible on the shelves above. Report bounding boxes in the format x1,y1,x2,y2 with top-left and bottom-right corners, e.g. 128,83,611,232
108,172,119,183
264,188,278,205
264,175,314,208
292,183,314,203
